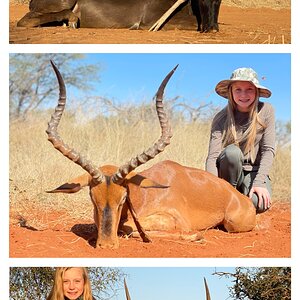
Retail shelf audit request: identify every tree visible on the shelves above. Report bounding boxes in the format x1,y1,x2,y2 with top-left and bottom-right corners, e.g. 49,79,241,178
9,53,101,120
275,120,291,147
9,267,126,300
214,267,291,300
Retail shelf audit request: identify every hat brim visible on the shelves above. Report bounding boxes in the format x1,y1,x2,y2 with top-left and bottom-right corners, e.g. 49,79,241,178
215,79,272,99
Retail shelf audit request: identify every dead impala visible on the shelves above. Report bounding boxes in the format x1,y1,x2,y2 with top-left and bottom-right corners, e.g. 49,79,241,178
46,61,256,249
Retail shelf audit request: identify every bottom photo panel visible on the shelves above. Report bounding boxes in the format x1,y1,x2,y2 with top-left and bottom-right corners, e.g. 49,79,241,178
9,266,291,300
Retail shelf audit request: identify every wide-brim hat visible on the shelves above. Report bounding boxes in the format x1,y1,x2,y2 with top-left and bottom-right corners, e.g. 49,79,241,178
215,67,272,99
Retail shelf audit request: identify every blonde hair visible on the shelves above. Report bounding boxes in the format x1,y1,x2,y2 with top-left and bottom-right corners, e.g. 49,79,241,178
47,267,94,300
221,85,266,162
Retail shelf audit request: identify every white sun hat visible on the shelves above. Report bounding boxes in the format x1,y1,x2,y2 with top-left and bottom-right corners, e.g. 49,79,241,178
215,67,272,99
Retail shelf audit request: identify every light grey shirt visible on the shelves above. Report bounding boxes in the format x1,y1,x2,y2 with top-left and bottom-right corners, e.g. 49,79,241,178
205,101,275,187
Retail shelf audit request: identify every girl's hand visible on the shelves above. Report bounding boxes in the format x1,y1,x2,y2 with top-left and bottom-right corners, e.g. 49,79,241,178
249,186,271,210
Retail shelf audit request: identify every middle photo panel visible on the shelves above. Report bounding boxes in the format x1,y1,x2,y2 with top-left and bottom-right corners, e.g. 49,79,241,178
9,53,291,258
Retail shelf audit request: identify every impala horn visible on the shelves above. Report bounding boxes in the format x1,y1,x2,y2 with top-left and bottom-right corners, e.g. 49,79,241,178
46,60,105,184
204,277,211,300
111,64,178,185
46,60,177,186
124,278,132,300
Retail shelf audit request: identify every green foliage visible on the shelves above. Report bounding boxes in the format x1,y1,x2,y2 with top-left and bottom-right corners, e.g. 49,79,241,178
214,267,291,300
9,267,126,300
10,267,54,299
9,54,101,119
88,268,126,299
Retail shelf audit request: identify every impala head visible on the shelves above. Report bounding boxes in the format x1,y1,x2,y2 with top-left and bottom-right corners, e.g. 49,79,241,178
46,60,177,249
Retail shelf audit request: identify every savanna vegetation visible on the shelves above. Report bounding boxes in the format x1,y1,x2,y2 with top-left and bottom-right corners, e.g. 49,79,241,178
215,267,291,300
9,54,291,230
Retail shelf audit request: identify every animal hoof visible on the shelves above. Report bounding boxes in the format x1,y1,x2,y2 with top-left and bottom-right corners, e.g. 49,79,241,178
69,22,77,29
129,23,140,30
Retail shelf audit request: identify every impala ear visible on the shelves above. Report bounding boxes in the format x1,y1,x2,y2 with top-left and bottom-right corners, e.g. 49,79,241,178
124,173,169,189
46,173,91,193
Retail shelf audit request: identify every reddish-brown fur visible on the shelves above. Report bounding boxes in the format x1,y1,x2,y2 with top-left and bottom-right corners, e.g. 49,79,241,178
125,160,256,233
50,160,256,249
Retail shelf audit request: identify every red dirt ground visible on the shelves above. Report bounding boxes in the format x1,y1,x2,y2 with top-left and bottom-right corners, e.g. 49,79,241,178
10,202,290,258
9,4,290,44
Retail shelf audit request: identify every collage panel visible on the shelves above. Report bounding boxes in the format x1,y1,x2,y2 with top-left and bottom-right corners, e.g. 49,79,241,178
9,53,290,259
5,0,295,299
9,1,290,44
9,266,292,299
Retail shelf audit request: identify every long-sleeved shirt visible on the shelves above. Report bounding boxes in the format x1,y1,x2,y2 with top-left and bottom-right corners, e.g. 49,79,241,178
205,101,275,187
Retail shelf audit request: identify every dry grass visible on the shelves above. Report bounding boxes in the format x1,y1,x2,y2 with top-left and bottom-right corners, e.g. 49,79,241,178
10,0,291,9
222,0,290,9
9,112,290,229
9,112,211,228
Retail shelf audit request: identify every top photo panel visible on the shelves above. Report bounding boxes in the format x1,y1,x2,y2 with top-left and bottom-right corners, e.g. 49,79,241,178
9,0,290,44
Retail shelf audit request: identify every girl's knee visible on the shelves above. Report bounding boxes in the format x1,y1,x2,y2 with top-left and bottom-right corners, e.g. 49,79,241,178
222,144,243,164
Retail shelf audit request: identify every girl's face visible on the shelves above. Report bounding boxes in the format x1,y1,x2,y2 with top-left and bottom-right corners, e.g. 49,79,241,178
231,81,257,112
63,268,85,300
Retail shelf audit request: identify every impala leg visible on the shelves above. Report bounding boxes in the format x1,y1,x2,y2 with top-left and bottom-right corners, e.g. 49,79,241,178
223,193,256,232
125,194,152,243
17,10,79,28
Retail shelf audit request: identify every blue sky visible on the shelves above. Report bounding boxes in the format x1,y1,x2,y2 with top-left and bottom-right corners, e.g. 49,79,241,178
73,53,291,121
113,267,236,300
